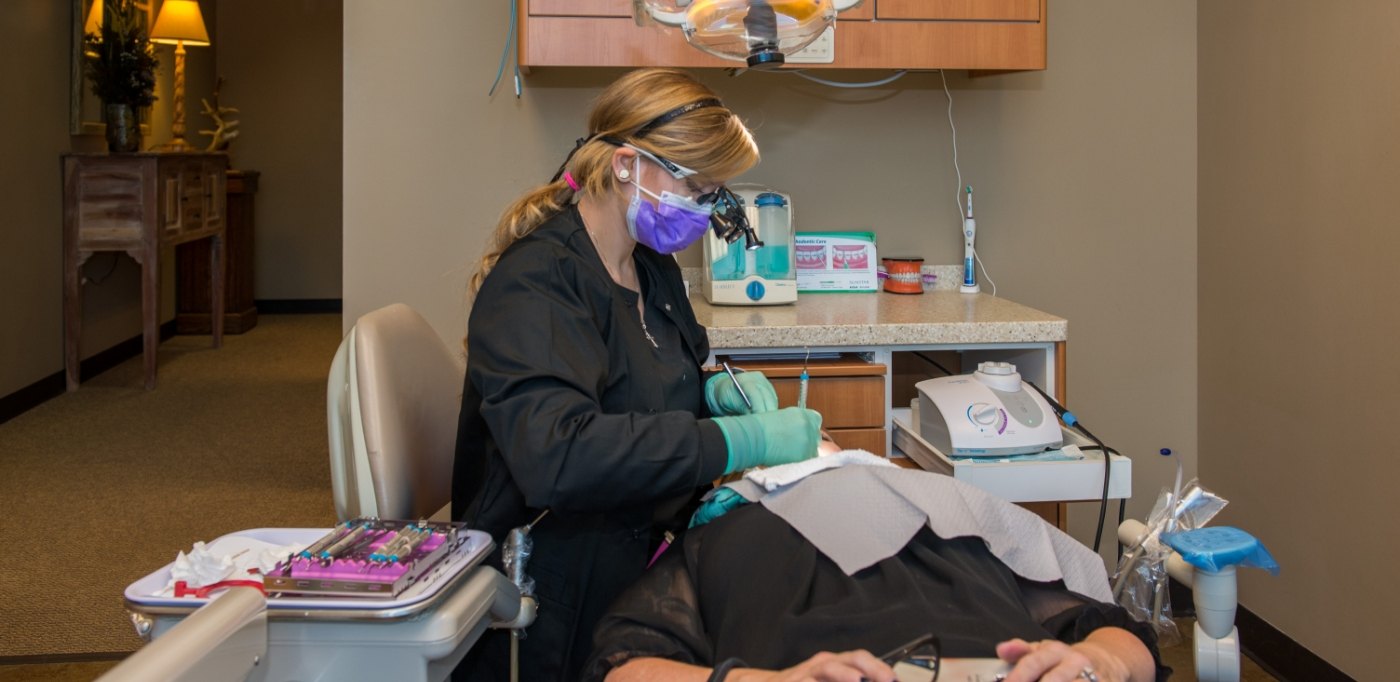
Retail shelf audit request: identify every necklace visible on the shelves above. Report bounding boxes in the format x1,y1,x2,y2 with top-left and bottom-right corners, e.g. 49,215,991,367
639,309,659,349
585,226,657,349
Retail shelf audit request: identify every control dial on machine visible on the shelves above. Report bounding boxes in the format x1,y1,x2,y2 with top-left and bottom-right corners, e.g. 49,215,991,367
967,402,1009,435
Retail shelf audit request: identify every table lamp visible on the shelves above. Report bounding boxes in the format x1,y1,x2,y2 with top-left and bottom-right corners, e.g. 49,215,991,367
150,0,210,152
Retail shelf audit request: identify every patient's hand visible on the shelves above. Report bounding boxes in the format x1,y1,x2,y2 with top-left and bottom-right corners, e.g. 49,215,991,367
995,626,1152,681
731,650,895,682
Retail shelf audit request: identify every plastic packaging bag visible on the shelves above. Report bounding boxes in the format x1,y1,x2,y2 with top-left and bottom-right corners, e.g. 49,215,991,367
1111,479,1227,647
503,525,537,639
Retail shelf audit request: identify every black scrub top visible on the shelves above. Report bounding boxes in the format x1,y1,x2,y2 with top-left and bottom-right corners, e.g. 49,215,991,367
452,204,730,680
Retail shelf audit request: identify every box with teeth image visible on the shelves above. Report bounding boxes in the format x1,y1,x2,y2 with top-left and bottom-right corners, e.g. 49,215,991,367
795,231,879,293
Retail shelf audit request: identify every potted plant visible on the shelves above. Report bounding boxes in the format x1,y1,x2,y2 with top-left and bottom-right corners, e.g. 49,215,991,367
83,0,158,153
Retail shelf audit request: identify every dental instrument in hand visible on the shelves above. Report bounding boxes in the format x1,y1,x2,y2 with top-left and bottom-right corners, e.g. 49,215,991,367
798,347,811,409
721,361,753,411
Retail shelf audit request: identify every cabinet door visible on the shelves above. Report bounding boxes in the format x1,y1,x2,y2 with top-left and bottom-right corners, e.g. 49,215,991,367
521,0,1045,70
158,160,187,238
201,159,227,233
875,0,1041,21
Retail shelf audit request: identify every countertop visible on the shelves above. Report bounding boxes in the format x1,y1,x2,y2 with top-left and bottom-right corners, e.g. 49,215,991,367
691,291,1067,349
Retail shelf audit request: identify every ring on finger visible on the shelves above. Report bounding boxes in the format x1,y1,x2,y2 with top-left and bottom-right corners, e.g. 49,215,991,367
1077,667,1098,681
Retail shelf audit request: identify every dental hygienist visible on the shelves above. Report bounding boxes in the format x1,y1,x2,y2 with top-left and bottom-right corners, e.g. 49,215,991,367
452,69,823,681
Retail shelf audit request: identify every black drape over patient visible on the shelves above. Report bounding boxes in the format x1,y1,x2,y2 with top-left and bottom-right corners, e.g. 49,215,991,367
584,504,1170,681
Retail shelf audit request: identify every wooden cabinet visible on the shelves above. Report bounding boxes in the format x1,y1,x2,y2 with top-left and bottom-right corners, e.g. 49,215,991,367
724,355,887,455
62,153,228,390
519,0,1045,71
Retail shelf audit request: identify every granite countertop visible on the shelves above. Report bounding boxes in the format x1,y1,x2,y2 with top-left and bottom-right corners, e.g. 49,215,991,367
691,291,1067,349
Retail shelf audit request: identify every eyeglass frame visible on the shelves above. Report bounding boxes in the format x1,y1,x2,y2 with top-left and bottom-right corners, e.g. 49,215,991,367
879,633,942,681
599,137,762,249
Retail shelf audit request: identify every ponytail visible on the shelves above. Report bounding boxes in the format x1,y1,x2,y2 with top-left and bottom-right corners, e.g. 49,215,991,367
468,178,575,301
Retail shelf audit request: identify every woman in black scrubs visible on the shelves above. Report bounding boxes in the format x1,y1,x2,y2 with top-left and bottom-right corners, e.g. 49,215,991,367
453,68,823,680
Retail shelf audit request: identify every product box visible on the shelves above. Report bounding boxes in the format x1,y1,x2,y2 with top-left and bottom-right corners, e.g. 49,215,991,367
795,231,879,293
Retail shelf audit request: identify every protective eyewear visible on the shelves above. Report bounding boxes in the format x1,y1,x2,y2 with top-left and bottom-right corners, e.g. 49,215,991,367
625,143,703,181
621,144,762,250
880,633,941,682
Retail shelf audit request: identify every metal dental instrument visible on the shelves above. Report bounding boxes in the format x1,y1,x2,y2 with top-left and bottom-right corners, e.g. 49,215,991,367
798,347,811,410
721,361,752,411
388,527,431,563
299,522,353,560
319,522,371,562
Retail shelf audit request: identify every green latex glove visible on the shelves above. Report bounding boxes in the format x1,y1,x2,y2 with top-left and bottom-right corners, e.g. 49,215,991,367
713,407,822,474
689,486,750,528
705,370,779,415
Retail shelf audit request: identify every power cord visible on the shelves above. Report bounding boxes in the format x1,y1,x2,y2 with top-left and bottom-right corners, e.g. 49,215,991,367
911,351,954,377
489,0,521,98
1026,381,1115,556
791,69,908,88
938,70,997,297
81,253,120,286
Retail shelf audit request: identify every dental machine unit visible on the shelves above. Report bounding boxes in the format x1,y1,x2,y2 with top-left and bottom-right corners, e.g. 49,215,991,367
914,361,1062,457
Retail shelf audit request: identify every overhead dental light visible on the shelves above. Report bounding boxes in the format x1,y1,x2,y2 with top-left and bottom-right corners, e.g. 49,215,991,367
634,0,864,69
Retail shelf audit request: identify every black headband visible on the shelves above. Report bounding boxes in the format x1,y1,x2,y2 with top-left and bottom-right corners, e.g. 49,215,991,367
633,98,725,138
549,98,726,183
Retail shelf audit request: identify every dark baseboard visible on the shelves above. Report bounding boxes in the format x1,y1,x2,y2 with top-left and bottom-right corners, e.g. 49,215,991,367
255,298,342,314
0,651,129,666
0,321,176,427
1168,578,1353,681
1236,605,1354,682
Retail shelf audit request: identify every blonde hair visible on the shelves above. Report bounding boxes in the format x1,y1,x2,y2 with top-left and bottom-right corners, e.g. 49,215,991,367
468,68,759,299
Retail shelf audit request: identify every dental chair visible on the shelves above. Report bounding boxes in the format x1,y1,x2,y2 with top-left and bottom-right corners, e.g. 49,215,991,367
327,303,463,521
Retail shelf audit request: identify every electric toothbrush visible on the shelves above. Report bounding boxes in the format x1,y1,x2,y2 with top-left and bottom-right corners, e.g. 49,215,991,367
959,185,980,294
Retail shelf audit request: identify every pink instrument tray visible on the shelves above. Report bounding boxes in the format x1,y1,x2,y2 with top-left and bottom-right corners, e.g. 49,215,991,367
124,527,493,614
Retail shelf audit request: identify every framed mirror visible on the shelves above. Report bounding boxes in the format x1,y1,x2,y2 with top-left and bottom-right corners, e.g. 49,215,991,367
70,0,154,135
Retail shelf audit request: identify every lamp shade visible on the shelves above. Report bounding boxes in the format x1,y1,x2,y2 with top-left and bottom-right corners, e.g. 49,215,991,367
150,0,210,46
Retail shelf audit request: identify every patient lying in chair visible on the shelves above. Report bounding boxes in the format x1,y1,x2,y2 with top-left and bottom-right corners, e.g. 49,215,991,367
582,457,1169,682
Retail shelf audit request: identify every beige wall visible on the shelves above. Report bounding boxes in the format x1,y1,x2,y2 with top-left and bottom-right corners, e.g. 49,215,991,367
1199,2,1400,679
0,1,214,398
215,0,343,301
346,1,1197,554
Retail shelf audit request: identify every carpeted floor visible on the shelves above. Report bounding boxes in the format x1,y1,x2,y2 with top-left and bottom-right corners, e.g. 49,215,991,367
0,315,342,661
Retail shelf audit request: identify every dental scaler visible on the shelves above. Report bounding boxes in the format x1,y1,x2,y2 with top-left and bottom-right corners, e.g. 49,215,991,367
959,185,979,294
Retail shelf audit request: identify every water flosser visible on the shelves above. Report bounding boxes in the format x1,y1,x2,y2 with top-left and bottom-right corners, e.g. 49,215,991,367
959,185,980,294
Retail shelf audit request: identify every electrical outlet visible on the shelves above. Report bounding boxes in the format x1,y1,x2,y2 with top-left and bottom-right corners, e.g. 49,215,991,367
786,26,836,64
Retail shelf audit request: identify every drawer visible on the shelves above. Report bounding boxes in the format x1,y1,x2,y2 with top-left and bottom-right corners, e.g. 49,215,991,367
726,355,886,429
531,0,874,20
876,0,1040,22
827,427,886,456
530,0,629,17
770,375,884,428
73,164,147,246
159,167,186,236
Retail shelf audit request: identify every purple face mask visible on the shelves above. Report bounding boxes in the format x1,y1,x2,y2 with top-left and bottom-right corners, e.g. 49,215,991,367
625,159,714,254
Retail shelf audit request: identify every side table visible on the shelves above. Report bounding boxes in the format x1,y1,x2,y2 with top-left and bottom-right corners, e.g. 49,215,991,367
62,152,229,390
177,170,259,334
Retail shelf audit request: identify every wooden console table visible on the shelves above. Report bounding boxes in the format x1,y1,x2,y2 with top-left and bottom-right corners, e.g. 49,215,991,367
177,170,259,334
62,152,229,390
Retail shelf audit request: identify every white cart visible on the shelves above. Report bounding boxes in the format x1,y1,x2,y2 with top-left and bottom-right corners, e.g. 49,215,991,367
107,528,527,682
